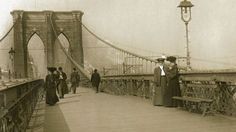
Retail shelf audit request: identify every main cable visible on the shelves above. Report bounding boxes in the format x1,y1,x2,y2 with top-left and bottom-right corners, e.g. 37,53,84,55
0,23,15,42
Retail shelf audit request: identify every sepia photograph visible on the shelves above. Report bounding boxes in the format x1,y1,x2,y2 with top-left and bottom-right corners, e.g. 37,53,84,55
0,0,236,132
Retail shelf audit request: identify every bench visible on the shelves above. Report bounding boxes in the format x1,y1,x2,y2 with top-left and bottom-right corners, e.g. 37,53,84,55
172,96,213,116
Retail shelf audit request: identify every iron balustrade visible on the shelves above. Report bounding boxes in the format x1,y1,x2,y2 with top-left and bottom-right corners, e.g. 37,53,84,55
100,70,236,117
0,79,44,132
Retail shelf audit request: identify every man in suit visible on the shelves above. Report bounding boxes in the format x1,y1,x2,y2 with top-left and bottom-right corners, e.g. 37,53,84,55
91,69,101,93
70,68,80,94
153,56,167,106
58,67,68,98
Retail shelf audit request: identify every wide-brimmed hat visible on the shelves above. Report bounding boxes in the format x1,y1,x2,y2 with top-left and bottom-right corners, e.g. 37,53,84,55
156,58,165,62
166,56,176,62
47,67,57,72
156,55,166,62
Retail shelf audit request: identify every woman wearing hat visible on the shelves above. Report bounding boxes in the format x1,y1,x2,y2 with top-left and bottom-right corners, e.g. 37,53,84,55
45,67,59,105
164,56,181,107
153,57,167,106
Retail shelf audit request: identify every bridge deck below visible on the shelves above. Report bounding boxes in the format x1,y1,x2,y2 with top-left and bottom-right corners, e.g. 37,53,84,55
29,87,236,132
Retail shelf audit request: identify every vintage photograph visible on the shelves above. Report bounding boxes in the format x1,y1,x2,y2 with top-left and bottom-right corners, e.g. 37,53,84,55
0,0,236,132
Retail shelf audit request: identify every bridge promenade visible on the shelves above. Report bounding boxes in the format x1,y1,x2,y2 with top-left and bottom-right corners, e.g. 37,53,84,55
27,87,236,132
0,10,236,132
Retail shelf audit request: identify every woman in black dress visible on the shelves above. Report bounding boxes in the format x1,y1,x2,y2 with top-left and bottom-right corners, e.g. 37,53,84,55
45,67,59,105
164,56,181,107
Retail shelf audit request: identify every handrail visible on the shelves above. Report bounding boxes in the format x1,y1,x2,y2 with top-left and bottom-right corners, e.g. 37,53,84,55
101,70,236,82
0,80,42,118
102,70,236,77
0,79,38,92
0,79,44,131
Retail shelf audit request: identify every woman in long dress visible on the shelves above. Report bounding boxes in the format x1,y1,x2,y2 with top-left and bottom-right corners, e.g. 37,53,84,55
164,56,181,107
45,67,59,105
153,58,167,106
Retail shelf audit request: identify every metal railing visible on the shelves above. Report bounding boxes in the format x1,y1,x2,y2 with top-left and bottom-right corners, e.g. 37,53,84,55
100,70,236,117
0,79,44,132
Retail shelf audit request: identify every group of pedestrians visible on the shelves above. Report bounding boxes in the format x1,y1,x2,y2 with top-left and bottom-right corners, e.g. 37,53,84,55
45,67,80,106
153,56,181,107
45,56,179,107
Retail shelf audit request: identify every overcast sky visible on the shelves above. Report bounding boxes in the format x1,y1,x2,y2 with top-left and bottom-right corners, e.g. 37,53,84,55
1,0,236,70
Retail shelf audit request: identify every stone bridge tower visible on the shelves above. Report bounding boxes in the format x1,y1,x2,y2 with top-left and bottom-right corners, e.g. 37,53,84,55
11,10,84,78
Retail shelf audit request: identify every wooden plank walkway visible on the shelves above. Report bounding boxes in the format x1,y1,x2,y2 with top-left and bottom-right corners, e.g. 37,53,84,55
28,87,236,132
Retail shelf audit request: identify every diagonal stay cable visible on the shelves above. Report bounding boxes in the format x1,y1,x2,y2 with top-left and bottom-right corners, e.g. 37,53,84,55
80,22,158,64
49,15,91,79
0,23,15,43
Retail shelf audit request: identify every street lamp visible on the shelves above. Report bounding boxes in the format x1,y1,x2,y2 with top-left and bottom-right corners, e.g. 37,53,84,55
178,0,194,70
8,47,15,79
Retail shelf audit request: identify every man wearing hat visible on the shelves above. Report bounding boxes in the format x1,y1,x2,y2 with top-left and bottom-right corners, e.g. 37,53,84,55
153,56,167,106
91,69,101,93
57,67,68,98
70,68,80,94
165,56,181,107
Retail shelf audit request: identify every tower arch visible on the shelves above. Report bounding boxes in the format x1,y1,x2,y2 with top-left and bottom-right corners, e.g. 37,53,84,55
11,10,84,78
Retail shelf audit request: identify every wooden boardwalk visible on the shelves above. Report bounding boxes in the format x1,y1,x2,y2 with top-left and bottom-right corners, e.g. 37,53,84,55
27,87,236,132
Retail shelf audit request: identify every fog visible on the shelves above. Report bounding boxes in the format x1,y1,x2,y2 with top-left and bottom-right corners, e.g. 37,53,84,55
1,0,236,71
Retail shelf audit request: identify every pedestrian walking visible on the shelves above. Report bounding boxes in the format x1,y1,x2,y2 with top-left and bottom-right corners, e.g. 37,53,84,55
70,68,80,94
58,67,68,98
45,67,59,105
91,69,101,93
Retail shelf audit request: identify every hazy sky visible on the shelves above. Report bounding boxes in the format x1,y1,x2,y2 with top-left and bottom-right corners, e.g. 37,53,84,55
1,0,236,70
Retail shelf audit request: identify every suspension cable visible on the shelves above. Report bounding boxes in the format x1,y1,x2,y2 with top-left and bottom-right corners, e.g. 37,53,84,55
80,22,158,64
0,23,15,42
49,15,91,79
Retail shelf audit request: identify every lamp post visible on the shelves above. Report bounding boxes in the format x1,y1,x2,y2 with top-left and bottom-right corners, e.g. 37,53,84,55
8,47,15,79
178,0,194,70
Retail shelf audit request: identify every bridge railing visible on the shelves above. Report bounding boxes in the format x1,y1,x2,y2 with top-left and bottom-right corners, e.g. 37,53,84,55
0,79,44,132
100,70,236,117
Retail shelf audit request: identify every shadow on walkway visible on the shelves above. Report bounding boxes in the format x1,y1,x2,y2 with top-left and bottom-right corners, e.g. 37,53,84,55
44,104,70,132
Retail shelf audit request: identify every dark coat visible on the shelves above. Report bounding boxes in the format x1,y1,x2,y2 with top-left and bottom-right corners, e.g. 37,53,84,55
165,64,181,107
58,71,69,94
45,74,59,105
91,72,101,87
71,71,80,86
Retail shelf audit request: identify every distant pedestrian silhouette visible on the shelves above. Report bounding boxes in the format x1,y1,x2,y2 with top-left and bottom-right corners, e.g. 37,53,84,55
91,69,101,93
70,68,80,94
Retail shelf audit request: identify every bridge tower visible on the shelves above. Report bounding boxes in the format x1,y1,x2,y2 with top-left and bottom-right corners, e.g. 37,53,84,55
11,10,84,78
